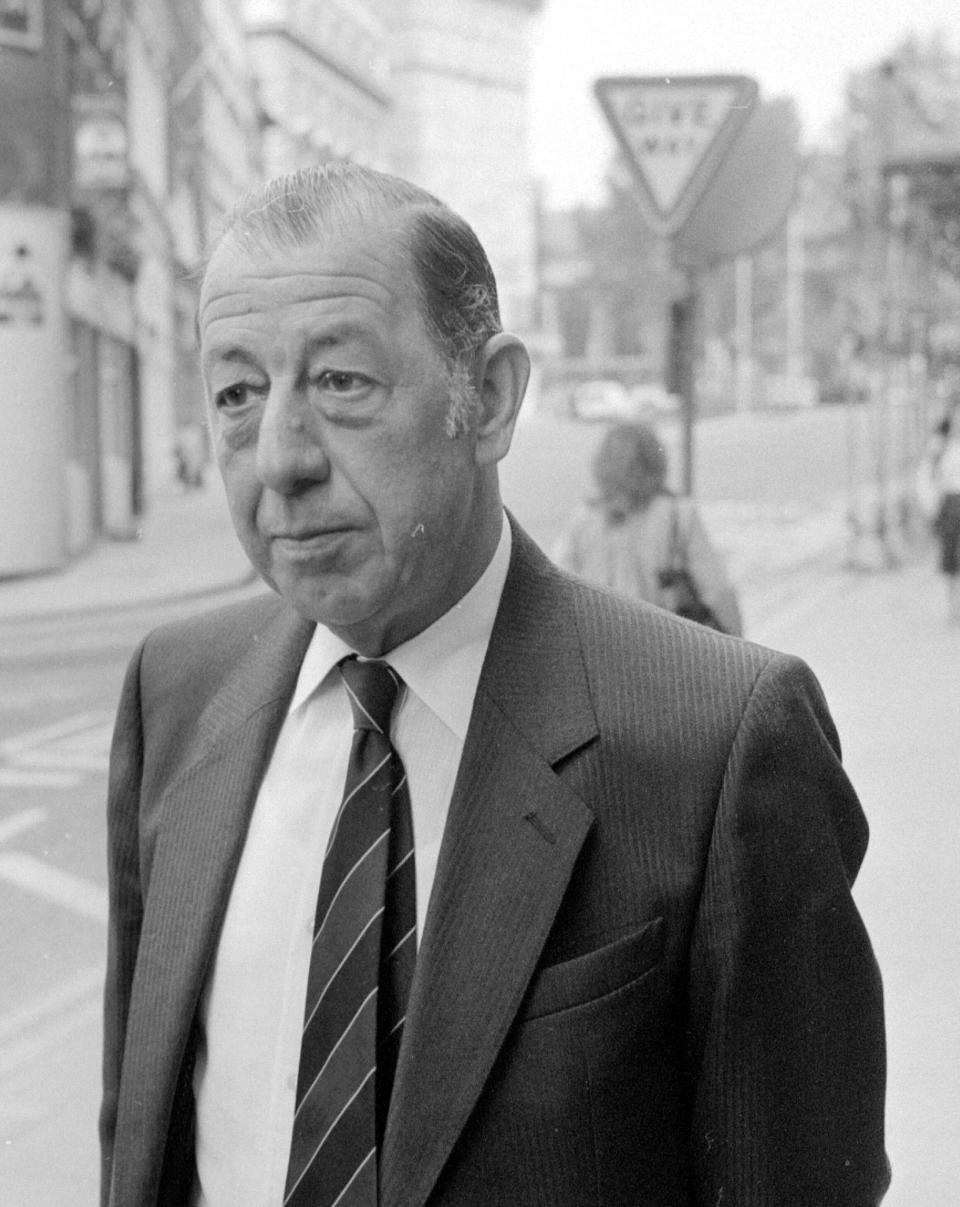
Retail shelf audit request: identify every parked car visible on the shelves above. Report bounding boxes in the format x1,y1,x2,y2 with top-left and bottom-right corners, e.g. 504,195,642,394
571,380,680,423
628,382,681,415
570,380,634,422
819,378,869,405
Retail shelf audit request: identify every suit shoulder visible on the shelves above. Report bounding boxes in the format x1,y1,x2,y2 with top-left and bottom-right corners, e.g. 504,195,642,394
148,590,283,643
137,591,289,684
552,565,827,748
509,524,778,698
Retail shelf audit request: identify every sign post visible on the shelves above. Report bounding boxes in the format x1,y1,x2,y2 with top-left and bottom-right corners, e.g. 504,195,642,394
594,75,759,493
665,286,698,494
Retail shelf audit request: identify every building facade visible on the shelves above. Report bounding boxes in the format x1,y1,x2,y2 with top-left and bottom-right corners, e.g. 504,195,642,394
245,0,391,178
0,0,261,574
244,0,546,332
387,0,544,333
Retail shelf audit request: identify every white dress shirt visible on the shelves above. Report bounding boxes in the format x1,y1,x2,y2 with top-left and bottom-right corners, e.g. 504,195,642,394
191,517,511,1206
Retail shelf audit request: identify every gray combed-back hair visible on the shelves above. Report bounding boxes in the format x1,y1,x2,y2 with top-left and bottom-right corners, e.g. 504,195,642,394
208,161,502,376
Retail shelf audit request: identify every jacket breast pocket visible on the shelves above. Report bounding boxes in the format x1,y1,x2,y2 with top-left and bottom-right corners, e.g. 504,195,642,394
520,915,665,1021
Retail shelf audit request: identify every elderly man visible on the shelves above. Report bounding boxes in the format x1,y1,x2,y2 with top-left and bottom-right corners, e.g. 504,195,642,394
101,162,889,1207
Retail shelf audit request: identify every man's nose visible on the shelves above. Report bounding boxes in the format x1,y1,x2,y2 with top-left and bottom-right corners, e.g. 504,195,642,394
255,381,330,494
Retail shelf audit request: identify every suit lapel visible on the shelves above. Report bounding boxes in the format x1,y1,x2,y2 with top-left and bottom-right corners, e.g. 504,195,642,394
114,604,314,1197
381,525,598,1207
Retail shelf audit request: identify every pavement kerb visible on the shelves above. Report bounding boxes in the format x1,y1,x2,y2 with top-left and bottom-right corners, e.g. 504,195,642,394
0,479,258,626
737,537,843,592
0,565,262,627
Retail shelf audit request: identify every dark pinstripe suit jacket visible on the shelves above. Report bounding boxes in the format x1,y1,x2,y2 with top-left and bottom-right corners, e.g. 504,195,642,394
100,520,889,1206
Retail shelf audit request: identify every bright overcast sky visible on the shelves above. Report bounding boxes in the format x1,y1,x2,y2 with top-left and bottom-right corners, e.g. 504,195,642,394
529,0,960,208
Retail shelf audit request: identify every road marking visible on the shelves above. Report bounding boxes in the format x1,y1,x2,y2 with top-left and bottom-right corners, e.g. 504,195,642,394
0,768,83,789
0,710,113,783
0,995,102,1078
0,711,110,757
9,751,106,773
0,964,104,1046
0,852,107,922
0,807,46,844
0,966,105,1077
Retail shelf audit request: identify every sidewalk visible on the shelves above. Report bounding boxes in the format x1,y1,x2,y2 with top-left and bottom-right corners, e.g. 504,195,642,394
0,476,255,623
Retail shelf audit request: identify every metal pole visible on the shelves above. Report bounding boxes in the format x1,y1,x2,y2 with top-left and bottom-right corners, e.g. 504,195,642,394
734,254,753,412
785,200,805,386
667,260,698,496
683,272,698,496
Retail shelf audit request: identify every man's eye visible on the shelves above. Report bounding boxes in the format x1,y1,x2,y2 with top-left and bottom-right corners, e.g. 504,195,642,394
214,383,256,410
314,370,371,396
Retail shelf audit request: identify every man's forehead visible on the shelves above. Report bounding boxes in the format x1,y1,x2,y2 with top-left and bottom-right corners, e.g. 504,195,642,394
205,208,415,286
198,213,421,334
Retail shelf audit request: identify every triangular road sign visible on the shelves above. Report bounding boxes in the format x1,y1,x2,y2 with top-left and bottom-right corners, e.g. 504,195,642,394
594,75,758,237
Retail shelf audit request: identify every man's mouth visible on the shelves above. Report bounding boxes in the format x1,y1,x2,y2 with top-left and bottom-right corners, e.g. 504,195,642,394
272,528,353,555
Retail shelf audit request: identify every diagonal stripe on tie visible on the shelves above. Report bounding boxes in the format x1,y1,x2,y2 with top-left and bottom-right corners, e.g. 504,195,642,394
303,908,384,1042
324,754,392,861
294,988,379,1121
375,745,416,1148
330,1148,377,1207
284,658,417,1207
285,1068,376,1206
314,831,390,947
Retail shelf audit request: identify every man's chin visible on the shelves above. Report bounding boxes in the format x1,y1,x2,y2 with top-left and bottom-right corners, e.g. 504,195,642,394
274,570,382,633
263,548,362,612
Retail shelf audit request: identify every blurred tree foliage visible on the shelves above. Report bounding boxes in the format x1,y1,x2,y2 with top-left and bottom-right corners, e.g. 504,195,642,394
843,33,960,357
909,165,960,278
574,160,672,357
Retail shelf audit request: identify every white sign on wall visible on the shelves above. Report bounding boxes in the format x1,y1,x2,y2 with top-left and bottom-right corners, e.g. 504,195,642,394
0,0,42,50
594,75,758,237
0,205,68,574
73,95,128,192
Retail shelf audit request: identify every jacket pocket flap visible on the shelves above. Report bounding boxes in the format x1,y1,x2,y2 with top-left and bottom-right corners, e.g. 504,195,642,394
520,915,665,1021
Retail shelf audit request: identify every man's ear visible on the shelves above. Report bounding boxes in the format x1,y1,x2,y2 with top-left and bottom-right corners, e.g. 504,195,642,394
472,333,531,466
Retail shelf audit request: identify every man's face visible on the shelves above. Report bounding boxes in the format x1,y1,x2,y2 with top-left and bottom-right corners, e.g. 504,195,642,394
198,213,493,654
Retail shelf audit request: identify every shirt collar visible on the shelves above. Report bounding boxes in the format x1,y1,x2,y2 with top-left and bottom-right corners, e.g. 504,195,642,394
289,514,512,741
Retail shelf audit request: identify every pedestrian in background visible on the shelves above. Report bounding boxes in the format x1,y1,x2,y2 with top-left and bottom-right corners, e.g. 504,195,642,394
174,423,208,490
553,419,743,635
932,416,960,624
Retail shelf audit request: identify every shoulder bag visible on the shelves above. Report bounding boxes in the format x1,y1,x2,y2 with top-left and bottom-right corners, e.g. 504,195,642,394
657,498,724,631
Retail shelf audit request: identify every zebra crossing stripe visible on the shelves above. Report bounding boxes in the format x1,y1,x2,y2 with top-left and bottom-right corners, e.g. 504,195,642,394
0,768,83,789
0,808,46,844
0,852,107,922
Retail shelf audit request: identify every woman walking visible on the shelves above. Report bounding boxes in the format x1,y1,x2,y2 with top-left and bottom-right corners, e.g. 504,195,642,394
933,419,960,625
553,420,743,636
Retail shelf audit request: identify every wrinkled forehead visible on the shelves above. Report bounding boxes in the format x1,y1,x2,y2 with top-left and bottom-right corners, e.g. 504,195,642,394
196,212,452,391
196,212,431,356
201,203,419,299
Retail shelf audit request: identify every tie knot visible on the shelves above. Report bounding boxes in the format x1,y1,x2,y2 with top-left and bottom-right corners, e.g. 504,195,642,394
339,657,402,733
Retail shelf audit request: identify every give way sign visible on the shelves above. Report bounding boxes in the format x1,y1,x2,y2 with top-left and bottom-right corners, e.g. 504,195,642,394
594,75,758,237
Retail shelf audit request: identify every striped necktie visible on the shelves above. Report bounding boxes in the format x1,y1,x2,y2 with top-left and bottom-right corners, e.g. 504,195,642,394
284,657,417,1206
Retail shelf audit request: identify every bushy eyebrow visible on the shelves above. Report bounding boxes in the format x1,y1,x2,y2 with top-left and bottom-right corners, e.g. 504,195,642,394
304,323,383,354
204,346,256,368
